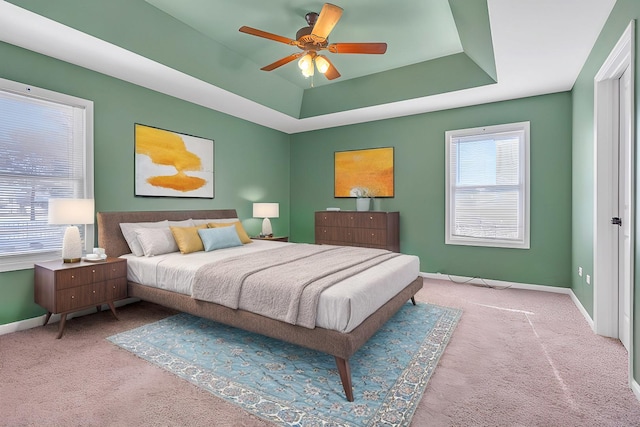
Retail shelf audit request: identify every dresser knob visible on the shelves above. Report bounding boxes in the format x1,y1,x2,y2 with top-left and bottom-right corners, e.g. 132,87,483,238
71,275,75,279
92,269,95,273
71,295,74,299
93,290,96,294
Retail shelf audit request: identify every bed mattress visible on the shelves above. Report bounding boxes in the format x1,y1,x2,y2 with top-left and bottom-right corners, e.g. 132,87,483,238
123,240,420,333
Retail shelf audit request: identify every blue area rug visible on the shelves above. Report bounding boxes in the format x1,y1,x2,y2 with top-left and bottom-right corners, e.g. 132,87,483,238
107,302,461,426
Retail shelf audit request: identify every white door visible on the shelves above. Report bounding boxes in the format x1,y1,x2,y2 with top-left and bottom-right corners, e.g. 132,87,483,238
617,65,632,352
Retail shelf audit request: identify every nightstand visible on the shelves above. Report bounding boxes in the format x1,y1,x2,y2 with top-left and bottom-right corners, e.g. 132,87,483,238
251,236,289,242
34,258,127,338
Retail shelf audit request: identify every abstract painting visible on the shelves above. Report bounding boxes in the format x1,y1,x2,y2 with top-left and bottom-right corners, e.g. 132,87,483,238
135,124,214,198
334,147,394,197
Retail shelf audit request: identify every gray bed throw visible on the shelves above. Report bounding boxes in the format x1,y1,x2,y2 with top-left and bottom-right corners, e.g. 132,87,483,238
191,244,400,329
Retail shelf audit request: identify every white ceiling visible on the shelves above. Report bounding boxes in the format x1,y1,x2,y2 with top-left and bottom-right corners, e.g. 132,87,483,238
0,0,617,134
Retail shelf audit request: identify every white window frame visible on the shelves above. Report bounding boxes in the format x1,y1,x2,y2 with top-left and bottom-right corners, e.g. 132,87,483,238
445,121,530,249
0,77,94,272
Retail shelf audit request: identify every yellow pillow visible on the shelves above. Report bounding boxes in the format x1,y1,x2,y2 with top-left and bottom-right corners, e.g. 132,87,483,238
207,221,252,244
170,224,207,254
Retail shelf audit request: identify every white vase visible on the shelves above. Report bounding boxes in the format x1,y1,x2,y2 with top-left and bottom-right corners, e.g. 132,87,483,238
356,198,371,211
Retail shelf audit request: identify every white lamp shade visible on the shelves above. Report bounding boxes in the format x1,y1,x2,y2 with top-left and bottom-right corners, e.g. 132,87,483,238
253,203,279,219
48,198,95,225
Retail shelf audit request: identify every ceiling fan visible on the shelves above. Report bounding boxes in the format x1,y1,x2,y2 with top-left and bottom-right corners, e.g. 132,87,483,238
239,3,387,81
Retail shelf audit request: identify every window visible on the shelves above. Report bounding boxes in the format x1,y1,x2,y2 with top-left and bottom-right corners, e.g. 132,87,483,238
445,121,530,249
0,78,93,272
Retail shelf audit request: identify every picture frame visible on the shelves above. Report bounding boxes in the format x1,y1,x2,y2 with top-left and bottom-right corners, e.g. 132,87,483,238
334,147,394,197
134,123,214,198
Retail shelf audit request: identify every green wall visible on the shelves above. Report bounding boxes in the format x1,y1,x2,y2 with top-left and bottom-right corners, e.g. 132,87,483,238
0,41,290,325
290,93,573,287
571,0,640,390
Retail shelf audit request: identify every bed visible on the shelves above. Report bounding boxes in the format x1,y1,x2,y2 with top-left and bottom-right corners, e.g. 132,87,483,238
97,209,422,401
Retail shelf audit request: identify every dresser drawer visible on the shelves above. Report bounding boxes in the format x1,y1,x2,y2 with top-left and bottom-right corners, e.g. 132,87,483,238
353,212,388,229
353,228,387,246
315,211,356,227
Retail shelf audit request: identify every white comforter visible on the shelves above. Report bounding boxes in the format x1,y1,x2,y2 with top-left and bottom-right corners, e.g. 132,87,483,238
123,240,420,333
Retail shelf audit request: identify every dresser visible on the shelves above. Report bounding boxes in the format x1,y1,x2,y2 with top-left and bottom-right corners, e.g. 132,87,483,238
315,211,400,252
34,258,128,338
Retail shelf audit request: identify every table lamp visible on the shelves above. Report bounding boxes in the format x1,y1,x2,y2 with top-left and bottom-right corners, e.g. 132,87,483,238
253,202,279,237
48,198,95,263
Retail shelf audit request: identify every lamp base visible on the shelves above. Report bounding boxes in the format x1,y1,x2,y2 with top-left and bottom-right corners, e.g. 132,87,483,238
61,225,83,263
261,217,273,237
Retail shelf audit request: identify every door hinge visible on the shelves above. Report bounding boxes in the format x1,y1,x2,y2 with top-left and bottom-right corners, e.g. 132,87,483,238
611,217,622,226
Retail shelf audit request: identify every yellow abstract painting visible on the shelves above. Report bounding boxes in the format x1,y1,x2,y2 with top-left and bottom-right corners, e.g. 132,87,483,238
135,124,214,198
334,147,394,197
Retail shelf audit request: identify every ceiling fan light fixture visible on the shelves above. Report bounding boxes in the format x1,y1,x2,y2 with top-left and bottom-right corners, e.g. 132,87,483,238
298,53,313,71
302,65,315,77
315,55,330,74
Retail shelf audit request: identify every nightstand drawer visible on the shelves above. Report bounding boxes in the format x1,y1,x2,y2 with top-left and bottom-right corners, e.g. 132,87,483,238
56,264,107,289
56,282,106,312
105,261,127,279
105,278,127,300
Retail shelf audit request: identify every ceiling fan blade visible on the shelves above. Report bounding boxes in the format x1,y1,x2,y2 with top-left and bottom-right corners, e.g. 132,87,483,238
328,43,388,54
311,3,343,41
239,26,298,46
260,52,304,71
323,57,341,80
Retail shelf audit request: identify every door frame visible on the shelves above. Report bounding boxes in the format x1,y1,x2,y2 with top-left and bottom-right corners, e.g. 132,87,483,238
593,20,634,378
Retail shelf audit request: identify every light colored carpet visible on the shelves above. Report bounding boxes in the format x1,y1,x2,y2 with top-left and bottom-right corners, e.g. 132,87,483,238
1,278,639,426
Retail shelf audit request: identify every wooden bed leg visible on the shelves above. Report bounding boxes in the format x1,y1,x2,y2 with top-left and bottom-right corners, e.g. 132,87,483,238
335,356,354,402
411,296,416,305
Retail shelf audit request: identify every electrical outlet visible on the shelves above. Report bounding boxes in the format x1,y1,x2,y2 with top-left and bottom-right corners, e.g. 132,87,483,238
578,267,583,277
586,274,591,285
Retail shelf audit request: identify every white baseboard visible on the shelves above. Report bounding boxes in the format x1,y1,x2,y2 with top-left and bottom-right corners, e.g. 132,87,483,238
0,298,139,336
632,378,640,401
421,272,595,328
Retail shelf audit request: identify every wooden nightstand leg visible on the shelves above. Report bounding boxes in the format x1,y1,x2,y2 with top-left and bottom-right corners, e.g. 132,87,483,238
56,313,68,339
411,296,416,305
43,311,52,326
107,302,119,320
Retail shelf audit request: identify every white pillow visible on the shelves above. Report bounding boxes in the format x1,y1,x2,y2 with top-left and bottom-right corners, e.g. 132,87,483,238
134,227,179,256
120,219,194,256
192,218,239,226
120,220,169,256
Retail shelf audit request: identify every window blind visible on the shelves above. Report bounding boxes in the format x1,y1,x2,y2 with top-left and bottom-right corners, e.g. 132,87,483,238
446,122,529,249
0,89,86,258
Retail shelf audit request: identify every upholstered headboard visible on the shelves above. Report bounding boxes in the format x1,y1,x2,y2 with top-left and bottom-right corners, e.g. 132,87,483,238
97,209,239,257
